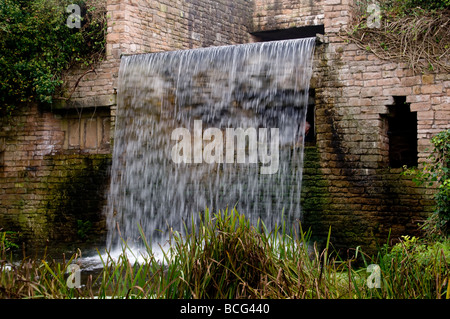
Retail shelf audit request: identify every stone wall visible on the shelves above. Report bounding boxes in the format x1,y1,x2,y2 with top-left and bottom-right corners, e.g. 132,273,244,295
299,0,449,252
245,0,448,252
61,0,254,112
0,104,111,250
1,0,449,253
252,0,324,32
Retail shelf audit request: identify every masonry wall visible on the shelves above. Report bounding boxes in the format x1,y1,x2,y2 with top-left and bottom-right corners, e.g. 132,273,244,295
1,0,448,253
0,104,111,250
244,0,444,252
299,0,449,252
61,0,254,111
252,0,324,32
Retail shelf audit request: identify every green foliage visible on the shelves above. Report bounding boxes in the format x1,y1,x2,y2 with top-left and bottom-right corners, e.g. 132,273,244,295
0,0,106,116
386,235,450,268
373,235,450,298
77,220,92,240
388,0,450,13
0,229,19,250
1,210,449,299
404,129,450,238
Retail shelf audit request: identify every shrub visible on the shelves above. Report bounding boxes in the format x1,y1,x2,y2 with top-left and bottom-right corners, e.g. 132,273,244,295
376,235,450,298
391,0,450,12
0,229,19,251
0,0,106,116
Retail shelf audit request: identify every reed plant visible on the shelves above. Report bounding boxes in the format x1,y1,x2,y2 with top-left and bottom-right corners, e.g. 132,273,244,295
349,235,450,299
0,245,87,298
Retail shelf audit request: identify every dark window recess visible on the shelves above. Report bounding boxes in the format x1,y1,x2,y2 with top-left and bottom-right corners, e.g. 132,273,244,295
0,137,4,169
251,25,325,42
305,89,316,145
386,96,418,168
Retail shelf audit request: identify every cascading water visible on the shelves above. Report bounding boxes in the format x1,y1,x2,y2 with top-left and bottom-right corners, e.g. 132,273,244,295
106,38,315,253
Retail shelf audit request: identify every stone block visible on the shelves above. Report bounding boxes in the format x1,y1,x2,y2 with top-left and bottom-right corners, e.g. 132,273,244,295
406,95,430,103
401,76,421,87
361,87,381,97
377,78,400,86
417,110,435,120
421,84,443,94
382,87,412,96
435,111,450,120
84,119,98,149
410,102,431,112
421,74,434,85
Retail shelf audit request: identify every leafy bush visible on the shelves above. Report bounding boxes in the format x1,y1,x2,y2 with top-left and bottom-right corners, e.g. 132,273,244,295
0,0,106,116
374,235,450,298
430,130,450,236
390,0,450,12
385,235,450,268
0,230,18,251
77,220,92,240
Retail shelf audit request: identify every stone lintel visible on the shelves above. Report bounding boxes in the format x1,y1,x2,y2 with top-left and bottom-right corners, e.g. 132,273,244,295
52,94,117,110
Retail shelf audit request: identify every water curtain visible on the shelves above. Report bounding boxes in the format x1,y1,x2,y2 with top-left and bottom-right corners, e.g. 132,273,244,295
107,38,315,250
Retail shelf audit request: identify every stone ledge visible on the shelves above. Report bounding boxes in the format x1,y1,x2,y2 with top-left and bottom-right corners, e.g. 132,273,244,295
51,94,117,110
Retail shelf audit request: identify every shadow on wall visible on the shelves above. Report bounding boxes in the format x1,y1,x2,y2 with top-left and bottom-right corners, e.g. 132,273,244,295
25,153,112,257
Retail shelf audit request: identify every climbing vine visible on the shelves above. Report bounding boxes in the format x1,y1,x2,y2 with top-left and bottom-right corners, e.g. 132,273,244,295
347,0,450,74
0,0,106,116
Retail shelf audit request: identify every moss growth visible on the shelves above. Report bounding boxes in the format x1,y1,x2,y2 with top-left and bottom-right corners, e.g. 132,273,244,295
42,154,111,245
301,146,331,247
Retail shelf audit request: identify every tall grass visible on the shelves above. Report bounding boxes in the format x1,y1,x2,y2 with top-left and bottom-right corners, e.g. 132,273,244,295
0,209,449,299
352,235,450,299
157,208,349,298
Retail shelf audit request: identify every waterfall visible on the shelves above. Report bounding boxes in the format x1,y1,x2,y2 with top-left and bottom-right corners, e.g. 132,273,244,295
106,38,315,251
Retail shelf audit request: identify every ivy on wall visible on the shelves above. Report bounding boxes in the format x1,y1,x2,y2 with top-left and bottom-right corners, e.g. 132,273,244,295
0,0,106,116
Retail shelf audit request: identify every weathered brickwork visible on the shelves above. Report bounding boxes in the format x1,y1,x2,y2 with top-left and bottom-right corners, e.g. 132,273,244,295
0,0,256,250
0,104,111,249
253,0,324,32
300,0,449,251
1,0,449,253
61,0,254,112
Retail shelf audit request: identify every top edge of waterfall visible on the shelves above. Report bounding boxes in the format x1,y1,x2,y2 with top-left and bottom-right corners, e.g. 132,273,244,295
119,37,317,59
